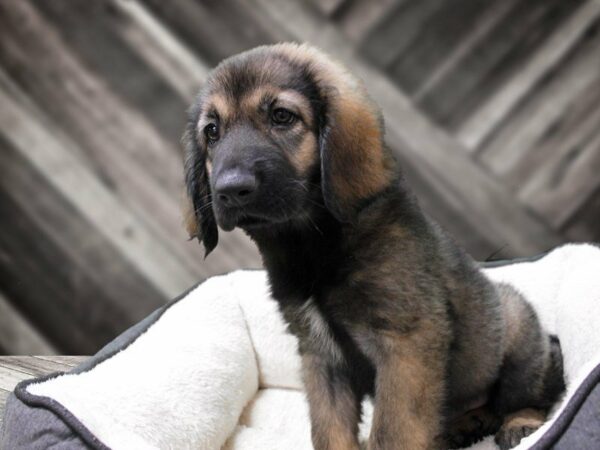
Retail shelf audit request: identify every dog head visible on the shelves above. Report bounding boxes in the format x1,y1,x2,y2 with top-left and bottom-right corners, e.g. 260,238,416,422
183,43,394,255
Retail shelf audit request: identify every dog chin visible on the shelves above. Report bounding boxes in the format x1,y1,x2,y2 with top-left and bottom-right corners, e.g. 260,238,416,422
215,212,239,232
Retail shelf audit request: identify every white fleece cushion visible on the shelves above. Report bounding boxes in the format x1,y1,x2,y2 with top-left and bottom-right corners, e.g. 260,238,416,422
234,271,303,390
224,388,312,450
28,274,259,450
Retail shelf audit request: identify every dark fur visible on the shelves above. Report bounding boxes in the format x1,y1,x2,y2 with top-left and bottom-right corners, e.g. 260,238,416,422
183,43,565,450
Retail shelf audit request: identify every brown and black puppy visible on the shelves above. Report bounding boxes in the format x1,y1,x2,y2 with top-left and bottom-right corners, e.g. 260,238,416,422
182,43,564,450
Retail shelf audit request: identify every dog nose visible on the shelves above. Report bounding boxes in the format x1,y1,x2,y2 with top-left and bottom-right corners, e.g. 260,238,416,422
214,169,257,206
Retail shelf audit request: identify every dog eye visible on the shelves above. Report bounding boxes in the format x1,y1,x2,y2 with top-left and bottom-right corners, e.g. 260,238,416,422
271,108,296,126
204,123,219,143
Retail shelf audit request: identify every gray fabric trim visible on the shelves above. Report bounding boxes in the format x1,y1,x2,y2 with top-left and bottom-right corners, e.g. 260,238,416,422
530,362,600,449
479,249,550,268
0,392,91,450
480,242,599,269
554,382,600,449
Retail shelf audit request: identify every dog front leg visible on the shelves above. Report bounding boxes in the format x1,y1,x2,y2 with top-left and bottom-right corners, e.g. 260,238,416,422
368,335,447,450
302,353,361,450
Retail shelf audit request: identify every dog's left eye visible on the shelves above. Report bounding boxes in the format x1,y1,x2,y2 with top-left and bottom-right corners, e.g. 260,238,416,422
271,108,296,126
204,123,219,143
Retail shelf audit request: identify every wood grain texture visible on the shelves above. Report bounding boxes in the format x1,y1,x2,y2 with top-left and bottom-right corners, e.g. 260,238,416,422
417,0,584,130
142,0,278,65
387,0,492,96
359,0,444,69
0,133,164,353
458,0,600,150
0,0,597,354
0,389,8,429
0,292,56,355
336,0,401,44
477,14,600,181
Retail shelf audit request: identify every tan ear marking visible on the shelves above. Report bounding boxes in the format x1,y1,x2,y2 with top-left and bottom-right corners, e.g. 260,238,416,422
327,94,390,205
269,43,393,217
182,193,199,239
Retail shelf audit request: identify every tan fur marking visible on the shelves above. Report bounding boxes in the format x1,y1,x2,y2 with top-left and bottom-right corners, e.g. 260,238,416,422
240,85,277,115
210,94,231,122
328,95,390,204
182,194,198,239
502,408,545,430
302,354,360,450
241,87,314,127
293,133,318,174
368,332,447,450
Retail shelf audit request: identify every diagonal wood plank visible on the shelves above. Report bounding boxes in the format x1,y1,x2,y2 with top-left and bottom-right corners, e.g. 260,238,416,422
562,184,600,242
307,0,348,18
412,0,517,103
0,292,56,356
0,0,260,281
0,388,9,427
33,356,87,367
0,363,38,392
458,0,600,151
359,0,445,69
477,17,600,184
519,126,600,229
0,1,254,273
0,81,195,299
416,0,582,130
0,131,167,352
33,0,201,145
250,0,563,258
336,0,400,44
141,0,277,66
0,357,73,377
115,0,210,100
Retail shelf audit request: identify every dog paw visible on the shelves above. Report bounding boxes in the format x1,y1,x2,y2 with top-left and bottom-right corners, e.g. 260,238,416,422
494,424,539,450
445,407,501,449
494,408,544,450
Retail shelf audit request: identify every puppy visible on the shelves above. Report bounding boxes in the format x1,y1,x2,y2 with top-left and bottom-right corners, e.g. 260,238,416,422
182,43,564,450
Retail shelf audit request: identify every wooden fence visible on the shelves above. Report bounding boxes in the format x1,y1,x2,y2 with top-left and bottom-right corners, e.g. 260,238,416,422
0,0,598,354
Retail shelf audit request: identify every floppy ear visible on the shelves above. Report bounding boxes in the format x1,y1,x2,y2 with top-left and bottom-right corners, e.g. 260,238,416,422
182,104,218,257
318,78,392,222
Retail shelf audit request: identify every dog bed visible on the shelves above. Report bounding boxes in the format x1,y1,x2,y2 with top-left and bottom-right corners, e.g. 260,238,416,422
1,243,599,450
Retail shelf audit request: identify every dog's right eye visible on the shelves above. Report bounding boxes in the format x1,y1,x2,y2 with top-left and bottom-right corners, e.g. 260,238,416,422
271,108,296,126
204,124,219,143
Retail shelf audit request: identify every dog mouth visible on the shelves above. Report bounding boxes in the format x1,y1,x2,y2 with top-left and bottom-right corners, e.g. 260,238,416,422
216,206,272,231
216,202,307,232
236,215,270,228
213,184,310,232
